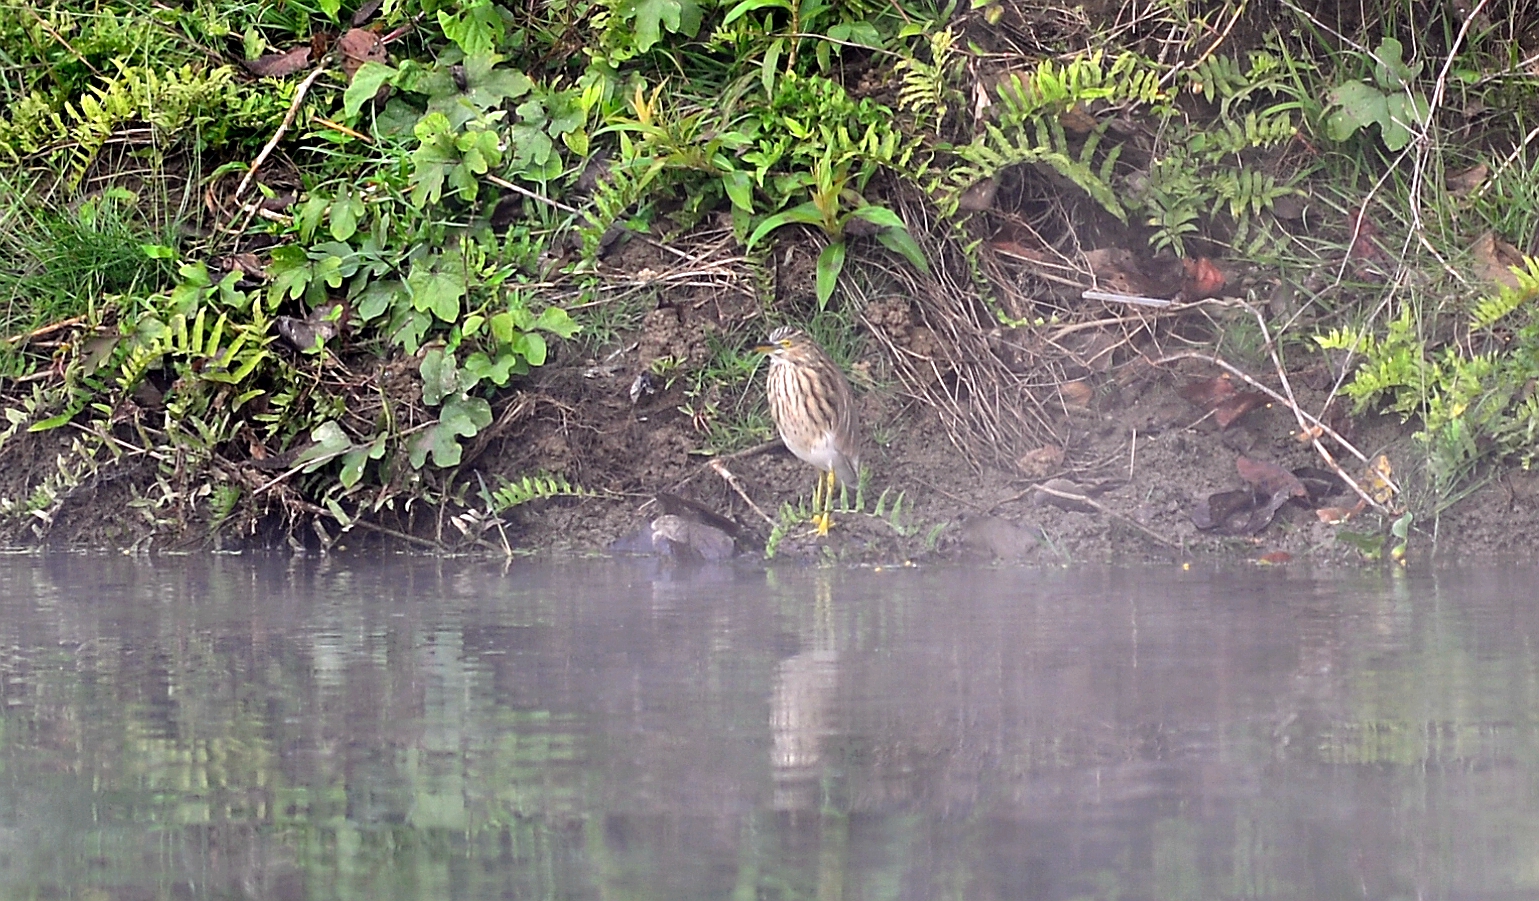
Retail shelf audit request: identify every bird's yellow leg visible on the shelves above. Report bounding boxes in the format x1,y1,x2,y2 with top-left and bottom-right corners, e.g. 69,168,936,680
813,469,835,536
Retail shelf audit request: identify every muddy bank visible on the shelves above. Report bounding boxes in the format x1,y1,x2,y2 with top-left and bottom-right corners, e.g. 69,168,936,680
10,266,1533,567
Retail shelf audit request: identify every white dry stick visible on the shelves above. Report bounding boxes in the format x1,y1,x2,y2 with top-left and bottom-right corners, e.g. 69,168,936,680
236,64,329,200
709,459,778,528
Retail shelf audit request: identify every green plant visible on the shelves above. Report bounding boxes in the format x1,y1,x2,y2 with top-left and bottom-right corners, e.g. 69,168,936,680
1316,255,1539,498
746,154,928,306
1324,38,1430,152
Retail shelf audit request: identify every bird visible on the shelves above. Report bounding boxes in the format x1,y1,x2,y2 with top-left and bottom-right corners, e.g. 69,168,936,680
754,325,861,535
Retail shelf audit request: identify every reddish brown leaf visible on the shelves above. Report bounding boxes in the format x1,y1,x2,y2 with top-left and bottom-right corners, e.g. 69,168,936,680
1212,391,1269,428
1181,257,1226,299
1347,206,1387,262
337,28,387,80
1471,230,1524,290
1316,500,1366,524
1236,456,1307,499
1447,163,1488,198
246,45,312,78
1180,374,1238,407
1257,551,1293,565
1180,375,1268,428
1058,380,1094,408
1015,445,1065,479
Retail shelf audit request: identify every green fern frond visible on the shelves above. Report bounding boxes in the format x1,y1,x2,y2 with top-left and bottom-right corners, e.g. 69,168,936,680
1470,256,1539,330
488,473,587,512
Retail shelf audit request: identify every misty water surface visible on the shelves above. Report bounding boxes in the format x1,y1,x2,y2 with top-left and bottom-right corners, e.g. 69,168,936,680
0,554,1535,900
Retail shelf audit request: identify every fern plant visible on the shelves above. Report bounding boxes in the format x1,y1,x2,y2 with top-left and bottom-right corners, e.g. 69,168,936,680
1316,256,1539,496
487,473,588,512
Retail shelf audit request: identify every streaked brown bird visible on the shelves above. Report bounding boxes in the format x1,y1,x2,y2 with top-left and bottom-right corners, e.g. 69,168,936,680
754,325,861,535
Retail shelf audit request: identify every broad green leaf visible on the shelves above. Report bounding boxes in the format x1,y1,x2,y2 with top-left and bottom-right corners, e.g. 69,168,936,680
439,0,505,56
876,227,931,273
1371,37,1420,90
441,395,493,437
296,421,353,471
412,395,495,468
407,260,465,322
723,0,790,25
1326,81,1386,142
343,62,396,120
330,184,364,241
512,331,548,366
847,205,906,230
533,306,580,338
419,346,461,406
815,240,846,308
340,437,386,488
722,169,754,213
747,202,827,248
356,279,405,321
490,310,516,345
464,349,520,386
628,0,702,52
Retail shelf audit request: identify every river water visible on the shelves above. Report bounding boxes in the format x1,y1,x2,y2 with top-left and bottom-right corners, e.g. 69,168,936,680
0,554,1534,899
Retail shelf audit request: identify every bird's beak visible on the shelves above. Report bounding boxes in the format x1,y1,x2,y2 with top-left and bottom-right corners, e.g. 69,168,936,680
752,343,774,354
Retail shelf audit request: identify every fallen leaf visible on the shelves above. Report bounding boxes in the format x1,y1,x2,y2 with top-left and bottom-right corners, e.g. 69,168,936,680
1015,444,1065,479
1471,229,1524,290
1058,380,1094,408
337,28,387,81
1181,257,1227,299
1295,424,1325,443
1257,551,1293,565
246,45,312,78
1347,205,1390,280
1059,103,1098,134
1447,163,1488,198
1180,373,1239,408
1084,247,1158,296
1180,375,1268,428
1237,456,1308,498
1364,453,1397,506
1316,499,1366,524
958,177,998,212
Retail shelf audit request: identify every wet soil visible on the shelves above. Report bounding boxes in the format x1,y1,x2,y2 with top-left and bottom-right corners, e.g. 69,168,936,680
6,229,1539,565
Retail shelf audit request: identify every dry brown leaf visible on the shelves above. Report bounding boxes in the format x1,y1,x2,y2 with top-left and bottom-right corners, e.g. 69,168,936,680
1471,230,1524,290
1257,551,1293,565
338,28,387,81
1180,257,1226,299
1447,163,1488,198
1180,375,1267,428
1083,247,1157,296
246,45,312,78
1058,380,1094,408
957,177,997,212
1015,445,1065,479
1236,456,1307,499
